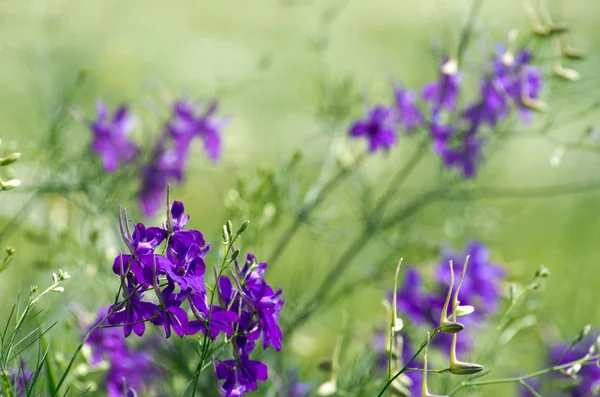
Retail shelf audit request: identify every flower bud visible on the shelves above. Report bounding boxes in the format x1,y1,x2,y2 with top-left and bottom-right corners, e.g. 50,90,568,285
5,247,15,256
576,324,592,344
0,152,21,166
222,225,229,243
231,249,240,261
317,360,332,373
226,220,233,238
449,361,484,375
0,178,21,190
553,64,580,81
455,305,475,318
535,265,550,278
236,220,250,235
441,58,458,75
549,23,568,34
440,321,465,334
316,380,337,396
52,273,58,283
51,286,65,293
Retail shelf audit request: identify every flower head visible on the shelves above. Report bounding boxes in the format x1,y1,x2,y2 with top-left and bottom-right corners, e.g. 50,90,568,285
349,106,397,152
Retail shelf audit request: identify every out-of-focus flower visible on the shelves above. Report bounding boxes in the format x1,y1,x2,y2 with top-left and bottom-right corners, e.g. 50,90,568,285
435,241,506,315
90,101,138,172
394,87,424,132
349,106,397,152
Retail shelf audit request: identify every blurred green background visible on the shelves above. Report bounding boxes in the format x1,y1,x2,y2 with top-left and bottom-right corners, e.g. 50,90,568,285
1,0,600,395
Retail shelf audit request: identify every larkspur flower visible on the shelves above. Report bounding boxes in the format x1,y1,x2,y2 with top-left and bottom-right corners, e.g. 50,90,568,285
215,356,268,394
422,60,461,115
168,100,227,161
90,100,138,172
108,277,158,337
394,86,424,132
86,309,160,397
435,241,506,315
547,332,600,396
150,282,190,338
349,106,397,152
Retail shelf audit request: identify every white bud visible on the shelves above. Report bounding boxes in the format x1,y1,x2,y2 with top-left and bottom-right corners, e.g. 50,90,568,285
51,287,65,293
455,305,475,318
316,380,337,396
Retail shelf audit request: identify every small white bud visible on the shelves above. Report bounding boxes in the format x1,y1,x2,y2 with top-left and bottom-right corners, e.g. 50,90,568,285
51,287,65,293
316,380,337,396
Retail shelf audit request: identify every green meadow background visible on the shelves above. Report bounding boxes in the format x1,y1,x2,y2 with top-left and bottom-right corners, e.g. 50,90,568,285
1,0,600,395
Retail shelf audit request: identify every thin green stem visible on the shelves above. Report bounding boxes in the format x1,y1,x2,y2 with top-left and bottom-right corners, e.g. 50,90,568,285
448,354,599,396
191,229,242,395
268,152,366,266
376,329,440,397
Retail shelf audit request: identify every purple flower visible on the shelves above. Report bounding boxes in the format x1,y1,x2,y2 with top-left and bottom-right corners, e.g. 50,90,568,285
151,283,190,338
215,357,268,394
394,87,424,132
547,332,600,396
433,133,483,178
435,241,506,315
188,292,239,339
138,141,186,217
168,100,227,161
108,277,158,337
422,64,461,114
90,101,138,172
86,309,160,397
349,106,397,152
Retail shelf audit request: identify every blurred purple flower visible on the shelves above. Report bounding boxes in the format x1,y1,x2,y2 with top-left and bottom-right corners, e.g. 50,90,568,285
422,64,461,115
435,241,506,315
90,101,138,172
86,309,160,397
349,106,397,152
394,87,424,132
168,100,227,161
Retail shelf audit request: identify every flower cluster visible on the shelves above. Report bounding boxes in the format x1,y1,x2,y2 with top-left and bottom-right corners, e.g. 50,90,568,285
88,99,228,216
349,38,543,178
105,198,283,396
213,253,284,395
86,309,160,397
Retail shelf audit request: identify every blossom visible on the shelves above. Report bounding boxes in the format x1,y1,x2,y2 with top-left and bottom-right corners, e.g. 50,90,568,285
86,309,160,397
215,356,268,394
394,87,424,132
422,63,461,115
349,106,397,152
547,332,600,396
435,241,506,315
107,277,158,337
90,100,138,172
168,100,227,161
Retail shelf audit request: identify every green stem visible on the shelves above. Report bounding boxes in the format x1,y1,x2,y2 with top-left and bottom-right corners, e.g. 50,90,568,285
268,152,366,265
376,329,440,397
191,230,241,395
448,354,599,395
